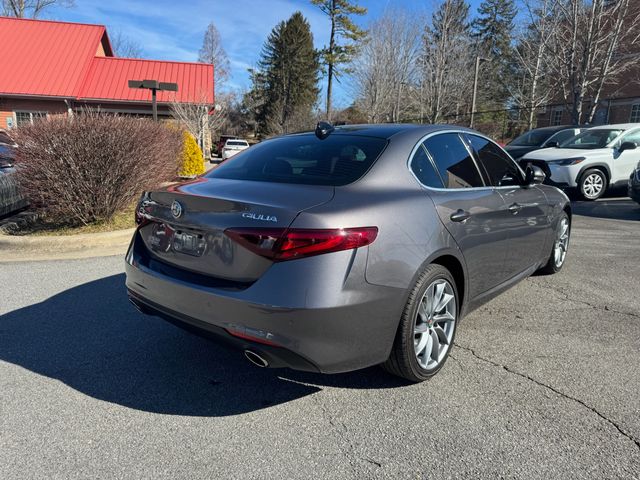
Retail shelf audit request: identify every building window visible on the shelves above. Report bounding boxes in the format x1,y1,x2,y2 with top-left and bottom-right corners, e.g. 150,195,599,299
15,111,47,126
630,104,640,123
551,109,563,126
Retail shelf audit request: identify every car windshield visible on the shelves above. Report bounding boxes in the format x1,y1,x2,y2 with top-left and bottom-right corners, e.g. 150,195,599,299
508,130,554,147
227,141,247,146
560,129,622,149
208,134,388,186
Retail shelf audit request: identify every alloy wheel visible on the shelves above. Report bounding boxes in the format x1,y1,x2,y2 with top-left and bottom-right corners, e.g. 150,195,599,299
554,217,570,268
414,279,456,371
582,173,604,199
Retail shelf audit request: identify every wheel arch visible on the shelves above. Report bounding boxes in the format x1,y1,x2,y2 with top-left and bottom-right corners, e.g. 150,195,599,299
576,163,611,186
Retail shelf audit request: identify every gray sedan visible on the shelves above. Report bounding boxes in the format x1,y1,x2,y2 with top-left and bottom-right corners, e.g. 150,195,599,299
126,123,571,382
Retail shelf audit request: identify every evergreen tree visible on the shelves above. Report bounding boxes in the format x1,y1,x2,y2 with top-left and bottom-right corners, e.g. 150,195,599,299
311,0,367,120
248,12,320,137
472,0,517,107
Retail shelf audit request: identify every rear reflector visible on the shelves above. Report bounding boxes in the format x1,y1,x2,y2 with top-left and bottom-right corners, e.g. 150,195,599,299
224,227,378,261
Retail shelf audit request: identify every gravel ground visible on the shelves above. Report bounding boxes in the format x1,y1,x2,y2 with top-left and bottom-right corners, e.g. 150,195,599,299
1,197,639,479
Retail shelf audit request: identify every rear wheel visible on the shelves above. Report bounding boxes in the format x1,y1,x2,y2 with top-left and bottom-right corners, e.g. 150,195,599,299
538,212,570,275
579,169,606,200
382,264,459,382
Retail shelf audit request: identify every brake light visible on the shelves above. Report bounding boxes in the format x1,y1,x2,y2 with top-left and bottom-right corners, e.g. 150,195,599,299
224,227,378,261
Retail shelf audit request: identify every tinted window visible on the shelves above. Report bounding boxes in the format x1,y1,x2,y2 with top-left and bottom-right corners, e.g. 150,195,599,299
467,134,522,187
508,129,554,147
410,144,443,188
544,129,578,147
423,133,484,188
208,134,387,186
227,140,248,146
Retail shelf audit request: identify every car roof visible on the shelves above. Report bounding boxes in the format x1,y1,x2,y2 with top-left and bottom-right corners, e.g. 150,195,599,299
589,123,640,130
291,123,476,140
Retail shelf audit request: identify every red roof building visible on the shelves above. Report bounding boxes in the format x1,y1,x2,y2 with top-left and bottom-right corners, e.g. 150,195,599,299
0,16,214,129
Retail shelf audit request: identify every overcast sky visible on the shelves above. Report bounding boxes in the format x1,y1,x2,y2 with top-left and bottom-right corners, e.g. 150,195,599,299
44,0,485,107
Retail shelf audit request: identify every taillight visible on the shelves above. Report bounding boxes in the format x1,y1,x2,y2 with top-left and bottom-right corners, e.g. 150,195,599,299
224,227,378,261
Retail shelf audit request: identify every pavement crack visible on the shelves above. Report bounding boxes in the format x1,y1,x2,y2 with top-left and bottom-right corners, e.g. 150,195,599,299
532,281,640,319
311,393,360,476
454,342,640,451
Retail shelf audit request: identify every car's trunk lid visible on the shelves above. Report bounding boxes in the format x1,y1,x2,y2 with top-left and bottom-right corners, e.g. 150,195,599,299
137,177,334,282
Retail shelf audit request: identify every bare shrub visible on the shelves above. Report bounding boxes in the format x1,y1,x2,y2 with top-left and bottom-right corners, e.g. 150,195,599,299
13,110,182,226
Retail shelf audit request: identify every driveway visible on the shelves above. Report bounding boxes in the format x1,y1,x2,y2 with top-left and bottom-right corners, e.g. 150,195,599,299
1,199,639,479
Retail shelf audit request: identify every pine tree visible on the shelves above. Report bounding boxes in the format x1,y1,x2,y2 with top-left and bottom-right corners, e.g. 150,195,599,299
249,12,320,136
311,0,367,120
472,0,517,107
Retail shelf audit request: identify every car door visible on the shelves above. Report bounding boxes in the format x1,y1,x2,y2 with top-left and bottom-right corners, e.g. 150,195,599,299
464,133,550,279
411,132,511,298
612,129,640,184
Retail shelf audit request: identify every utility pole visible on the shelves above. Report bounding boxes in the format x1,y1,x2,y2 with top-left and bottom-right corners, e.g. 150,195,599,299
470,56,489,129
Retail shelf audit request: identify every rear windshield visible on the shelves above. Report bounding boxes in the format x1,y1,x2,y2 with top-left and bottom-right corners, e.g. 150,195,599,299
227,140,248,146
208,134,388,186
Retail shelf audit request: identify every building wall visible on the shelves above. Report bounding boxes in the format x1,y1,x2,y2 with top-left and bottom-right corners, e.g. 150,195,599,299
0,97,68,129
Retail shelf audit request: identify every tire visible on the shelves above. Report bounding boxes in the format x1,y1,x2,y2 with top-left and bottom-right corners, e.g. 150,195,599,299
537,212,570,275
382,264,459,382
579,168,607,200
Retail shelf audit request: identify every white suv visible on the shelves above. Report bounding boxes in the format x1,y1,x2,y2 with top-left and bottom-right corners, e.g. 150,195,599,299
520,123,640,200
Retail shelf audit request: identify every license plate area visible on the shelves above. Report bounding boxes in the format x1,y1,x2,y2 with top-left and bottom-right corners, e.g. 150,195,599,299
172,230,206,257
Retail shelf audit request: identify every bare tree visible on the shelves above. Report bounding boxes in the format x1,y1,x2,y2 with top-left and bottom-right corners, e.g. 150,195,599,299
109,29,144,59
170,91,232,157
2,0,73,17
548,0,640,124
420,0,475,124
198,22,231,87
510,0,561,129
351,8,421,123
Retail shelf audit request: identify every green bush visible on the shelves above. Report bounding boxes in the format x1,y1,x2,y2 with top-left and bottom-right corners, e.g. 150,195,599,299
178,131,205,177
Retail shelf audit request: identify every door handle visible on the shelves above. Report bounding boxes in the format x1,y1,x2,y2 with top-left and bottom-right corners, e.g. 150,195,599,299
508,203,522,214
450,209,471,222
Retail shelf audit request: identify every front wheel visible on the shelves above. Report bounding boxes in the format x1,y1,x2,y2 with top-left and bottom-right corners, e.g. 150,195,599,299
579,169,606,200
538,212,570,275
382,264,459,382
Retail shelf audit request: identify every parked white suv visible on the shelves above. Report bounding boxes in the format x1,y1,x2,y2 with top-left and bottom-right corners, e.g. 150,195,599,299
520,123,640,200
221,139,249,160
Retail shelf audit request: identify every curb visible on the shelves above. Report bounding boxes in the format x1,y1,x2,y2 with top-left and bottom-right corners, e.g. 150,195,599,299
0,228,135,262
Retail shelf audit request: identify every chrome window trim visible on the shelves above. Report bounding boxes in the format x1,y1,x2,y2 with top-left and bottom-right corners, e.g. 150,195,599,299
407,129,525,192
462,132,527,186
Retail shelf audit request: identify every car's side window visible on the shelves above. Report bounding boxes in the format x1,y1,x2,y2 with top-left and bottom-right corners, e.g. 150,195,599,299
410,143,444,188
546,129,578,146
423,133,485,189
466,134,522,187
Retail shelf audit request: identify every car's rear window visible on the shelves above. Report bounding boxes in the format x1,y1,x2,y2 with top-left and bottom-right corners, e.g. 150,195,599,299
208,134,388,186
227,140,248,146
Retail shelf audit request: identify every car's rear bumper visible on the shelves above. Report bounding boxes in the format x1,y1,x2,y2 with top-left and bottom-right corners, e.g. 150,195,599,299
125,231,406,374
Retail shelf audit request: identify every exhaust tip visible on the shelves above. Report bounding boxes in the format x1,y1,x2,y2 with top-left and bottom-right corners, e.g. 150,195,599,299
244,350,269,368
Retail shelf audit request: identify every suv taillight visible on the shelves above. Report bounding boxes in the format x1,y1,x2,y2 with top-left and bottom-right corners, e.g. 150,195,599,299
225,227,378,261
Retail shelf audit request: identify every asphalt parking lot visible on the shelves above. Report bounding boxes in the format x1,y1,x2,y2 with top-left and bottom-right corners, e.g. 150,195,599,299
1,197,639,479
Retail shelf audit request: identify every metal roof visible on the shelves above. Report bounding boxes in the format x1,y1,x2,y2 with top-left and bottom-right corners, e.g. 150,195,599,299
0,16,214,104
79,57,213,104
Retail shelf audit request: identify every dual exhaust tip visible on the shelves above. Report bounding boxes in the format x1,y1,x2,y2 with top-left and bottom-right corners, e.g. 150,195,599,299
244,349,269,368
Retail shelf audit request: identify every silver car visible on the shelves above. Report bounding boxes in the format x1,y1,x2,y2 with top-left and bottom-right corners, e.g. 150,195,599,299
126,124,571,382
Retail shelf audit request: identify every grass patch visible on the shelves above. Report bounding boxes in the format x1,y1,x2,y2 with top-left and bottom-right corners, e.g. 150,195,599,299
12,203,136,236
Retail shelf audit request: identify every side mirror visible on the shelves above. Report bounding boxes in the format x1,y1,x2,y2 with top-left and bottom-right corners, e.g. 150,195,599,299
525,165,545,185
618,141,637,153
545,140,559,148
